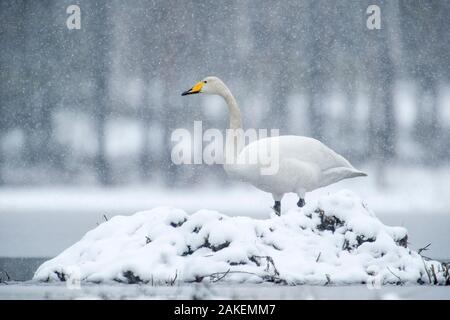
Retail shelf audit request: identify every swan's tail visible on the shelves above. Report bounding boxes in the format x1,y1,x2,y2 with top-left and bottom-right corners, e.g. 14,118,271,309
322,167,367,183
346,170,367,178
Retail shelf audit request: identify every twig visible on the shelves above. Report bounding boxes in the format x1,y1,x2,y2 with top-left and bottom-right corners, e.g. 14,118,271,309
168,270,178,286
103,214,109,222
443,263,449,278
211,269,231,282
316,252,321,263
0,270,10,284
430,265,438,285
0,270,10,280
195,255,284,284
416,243,435,284
442,263,450,285
253,255,280,276
200,270,285,284
204,270,260,281
418,243,431,255
420,256,432,284
387,267,402,283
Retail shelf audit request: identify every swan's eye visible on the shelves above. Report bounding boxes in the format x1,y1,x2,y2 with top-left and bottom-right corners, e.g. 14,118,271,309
203,81,207,84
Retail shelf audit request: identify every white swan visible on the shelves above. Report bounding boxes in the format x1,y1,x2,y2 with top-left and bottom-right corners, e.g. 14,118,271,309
182,76,367,215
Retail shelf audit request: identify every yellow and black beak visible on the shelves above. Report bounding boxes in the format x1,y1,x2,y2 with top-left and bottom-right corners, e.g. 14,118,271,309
181,81,203,96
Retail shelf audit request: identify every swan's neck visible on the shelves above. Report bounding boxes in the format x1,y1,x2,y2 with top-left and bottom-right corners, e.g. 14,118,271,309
220,87,243,164
223,90,242,131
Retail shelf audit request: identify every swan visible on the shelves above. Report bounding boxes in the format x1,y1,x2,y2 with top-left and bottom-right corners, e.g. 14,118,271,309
181,76,367,215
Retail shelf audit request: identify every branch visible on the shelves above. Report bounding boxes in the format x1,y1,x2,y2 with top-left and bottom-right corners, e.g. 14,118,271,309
430,265,438,285
211,269,231,282
0,270,11,284
387,267,402,283
198,269,285,284
420,256,432,284
418,243,431,255
316,252,321,263
167,270,178,286
253,255,280,276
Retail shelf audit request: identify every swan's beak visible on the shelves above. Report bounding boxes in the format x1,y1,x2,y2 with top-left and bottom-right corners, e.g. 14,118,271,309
181,81,203,96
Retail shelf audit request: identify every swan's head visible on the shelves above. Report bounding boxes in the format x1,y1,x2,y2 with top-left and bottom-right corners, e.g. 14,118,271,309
181,76,226,96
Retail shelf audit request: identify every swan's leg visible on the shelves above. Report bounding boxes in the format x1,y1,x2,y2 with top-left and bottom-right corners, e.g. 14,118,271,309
296,189,306,208
273,201,281,216
271,193,283,216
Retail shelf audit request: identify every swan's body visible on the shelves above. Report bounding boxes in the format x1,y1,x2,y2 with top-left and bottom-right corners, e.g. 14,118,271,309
229,135,365,196
182,76,366,215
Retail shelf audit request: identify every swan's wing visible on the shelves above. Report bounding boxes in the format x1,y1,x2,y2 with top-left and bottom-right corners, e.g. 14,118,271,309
275,136,356,171
239,135,359,172
322,167,367,182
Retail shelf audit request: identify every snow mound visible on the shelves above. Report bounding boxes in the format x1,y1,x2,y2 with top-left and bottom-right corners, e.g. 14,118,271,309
33,190,449,285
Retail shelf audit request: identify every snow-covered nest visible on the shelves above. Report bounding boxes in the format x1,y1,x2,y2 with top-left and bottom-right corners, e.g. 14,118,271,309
34,190,450,286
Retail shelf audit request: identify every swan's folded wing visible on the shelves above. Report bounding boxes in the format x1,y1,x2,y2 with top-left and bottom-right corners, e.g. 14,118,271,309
322,167,367,182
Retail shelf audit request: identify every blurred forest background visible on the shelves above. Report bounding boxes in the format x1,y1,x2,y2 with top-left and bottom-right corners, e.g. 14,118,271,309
1,0,449,187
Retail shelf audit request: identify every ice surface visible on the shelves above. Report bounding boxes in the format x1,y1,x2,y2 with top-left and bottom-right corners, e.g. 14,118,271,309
33,190,449,286
2,283,450,300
